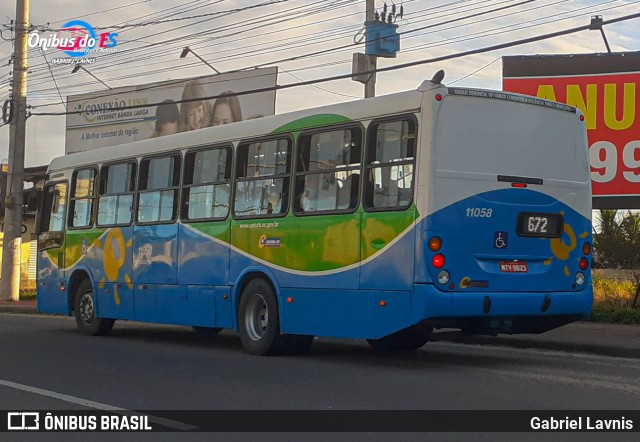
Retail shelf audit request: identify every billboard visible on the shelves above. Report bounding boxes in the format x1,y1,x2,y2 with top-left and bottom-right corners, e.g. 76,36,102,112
503,52,640,208
66,67,278,153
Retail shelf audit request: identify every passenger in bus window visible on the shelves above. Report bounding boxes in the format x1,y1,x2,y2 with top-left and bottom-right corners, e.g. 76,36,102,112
179,80,211,132
211,91,243,126
150,99,179,138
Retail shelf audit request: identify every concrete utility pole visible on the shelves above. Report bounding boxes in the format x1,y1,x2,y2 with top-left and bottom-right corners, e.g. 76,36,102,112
1,0,30,301
365,0,377,98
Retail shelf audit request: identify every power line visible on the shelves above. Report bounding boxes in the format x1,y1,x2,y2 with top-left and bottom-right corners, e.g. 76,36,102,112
29,11,640,117
38,48,67,111
24,1,632,103
448,56,501,85
24,0,352,79
23,0,364,90
280,67,359,99
45,0,291,31
400,0,635,54
21,0,637,99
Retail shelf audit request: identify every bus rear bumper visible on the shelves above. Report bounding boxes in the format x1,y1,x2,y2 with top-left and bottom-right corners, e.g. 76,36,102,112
412,283,593,335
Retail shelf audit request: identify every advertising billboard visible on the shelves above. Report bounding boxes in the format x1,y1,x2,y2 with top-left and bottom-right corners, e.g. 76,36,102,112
66,67,278,154
503,52,640,208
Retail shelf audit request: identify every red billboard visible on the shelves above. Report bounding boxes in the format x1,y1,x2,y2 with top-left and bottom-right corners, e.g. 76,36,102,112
503,53,640,206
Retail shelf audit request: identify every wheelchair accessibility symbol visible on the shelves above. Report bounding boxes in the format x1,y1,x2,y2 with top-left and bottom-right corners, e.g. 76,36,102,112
494,231,508,249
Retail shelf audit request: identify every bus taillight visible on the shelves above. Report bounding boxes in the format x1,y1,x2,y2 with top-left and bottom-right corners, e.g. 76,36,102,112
432,254,445,269
428,237,442,252
579,257,589,271
582,242,591,255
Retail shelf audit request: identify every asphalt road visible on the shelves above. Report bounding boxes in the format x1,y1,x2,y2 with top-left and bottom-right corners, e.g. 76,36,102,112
1,313,639,439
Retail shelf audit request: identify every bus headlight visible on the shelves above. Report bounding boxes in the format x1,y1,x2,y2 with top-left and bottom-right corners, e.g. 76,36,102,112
437,270,450,285
575,272,585,286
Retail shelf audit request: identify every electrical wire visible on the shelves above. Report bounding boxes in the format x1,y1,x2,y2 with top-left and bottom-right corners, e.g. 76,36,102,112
28,11,640,117
448,56,501,84
39,48,67,111
21,0,638,100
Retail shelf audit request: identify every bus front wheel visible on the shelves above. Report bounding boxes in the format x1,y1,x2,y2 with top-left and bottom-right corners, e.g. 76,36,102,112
74,279,115,336
238,279,313,356
367,324,433,352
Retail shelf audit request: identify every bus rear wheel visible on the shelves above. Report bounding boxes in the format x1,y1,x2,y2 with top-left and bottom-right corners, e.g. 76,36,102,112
367,324,433,352
74,279,115,336
238,279,313,356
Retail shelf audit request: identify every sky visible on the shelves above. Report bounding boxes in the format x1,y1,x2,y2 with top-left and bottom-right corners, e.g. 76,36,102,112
0,0,638,167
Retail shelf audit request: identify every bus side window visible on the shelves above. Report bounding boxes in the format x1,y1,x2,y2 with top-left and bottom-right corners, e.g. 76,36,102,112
97,162,136,227
365,118,416,211
137,155,181,224
234,138,291,218
69,168,97,228
294,127,362,214
182,146,231,221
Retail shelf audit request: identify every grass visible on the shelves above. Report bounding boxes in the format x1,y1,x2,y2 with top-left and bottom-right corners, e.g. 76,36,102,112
590,305,640,325
590,270,639,324
18,289,37,301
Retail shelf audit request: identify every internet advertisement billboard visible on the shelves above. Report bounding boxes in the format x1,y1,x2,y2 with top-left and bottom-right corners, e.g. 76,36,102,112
66,67,278,154
503,53,640,208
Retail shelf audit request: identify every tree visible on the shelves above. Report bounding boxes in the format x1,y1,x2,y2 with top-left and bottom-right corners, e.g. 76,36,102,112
593,210,640,269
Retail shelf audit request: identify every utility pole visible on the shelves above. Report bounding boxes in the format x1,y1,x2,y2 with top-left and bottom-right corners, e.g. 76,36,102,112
1,0,29,301
365,0,377,98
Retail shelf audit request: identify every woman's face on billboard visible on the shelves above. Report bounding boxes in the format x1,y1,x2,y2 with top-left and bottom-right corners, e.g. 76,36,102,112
187,104,205,130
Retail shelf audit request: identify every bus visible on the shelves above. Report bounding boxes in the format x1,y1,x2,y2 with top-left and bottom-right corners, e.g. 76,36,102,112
37,76,593,355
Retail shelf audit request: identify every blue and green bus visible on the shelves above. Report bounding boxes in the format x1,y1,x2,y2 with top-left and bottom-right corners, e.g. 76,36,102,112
37,78,593,355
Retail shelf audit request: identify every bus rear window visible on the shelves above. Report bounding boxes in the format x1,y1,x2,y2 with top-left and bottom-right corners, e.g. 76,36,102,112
433,97,587,183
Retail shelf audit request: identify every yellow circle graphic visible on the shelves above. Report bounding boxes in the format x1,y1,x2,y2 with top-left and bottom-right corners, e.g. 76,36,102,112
550,223,576,261
104,228,126,281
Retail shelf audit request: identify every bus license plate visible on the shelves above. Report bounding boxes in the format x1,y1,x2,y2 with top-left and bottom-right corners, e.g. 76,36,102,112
499,261,528,273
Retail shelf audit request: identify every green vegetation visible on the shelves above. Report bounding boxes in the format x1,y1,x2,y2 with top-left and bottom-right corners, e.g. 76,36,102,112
590,306,640,325
591,270,639,324
19,289,37,301
593,209,640,269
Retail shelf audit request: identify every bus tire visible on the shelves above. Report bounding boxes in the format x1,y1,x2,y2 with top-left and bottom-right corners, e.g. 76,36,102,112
193,326,222,335
74,279,115,336
238,278,284,355
238,279,314,356
367,324,433,352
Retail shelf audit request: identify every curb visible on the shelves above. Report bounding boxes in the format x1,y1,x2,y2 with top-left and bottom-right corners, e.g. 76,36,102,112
431,331,640,359
0,306,39,315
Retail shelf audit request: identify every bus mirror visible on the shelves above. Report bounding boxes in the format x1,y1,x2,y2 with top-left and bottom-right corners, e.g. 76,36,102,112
24,187,41,212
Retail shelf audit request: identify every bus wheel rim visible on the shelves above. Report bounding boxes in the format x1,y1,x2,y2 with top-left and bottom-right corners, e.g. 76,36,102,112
245,293,268,341
80,293,94,324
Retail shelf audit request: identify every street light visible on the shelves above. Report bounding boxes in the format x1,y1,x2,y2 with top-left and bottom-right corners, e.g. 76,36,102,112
179,46,221,74
71,64,112,89
588,15,612,53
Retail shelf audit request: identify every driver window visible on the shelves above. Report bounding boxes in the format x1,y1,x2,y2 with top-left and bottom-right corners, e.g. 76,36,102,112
39,182,68,233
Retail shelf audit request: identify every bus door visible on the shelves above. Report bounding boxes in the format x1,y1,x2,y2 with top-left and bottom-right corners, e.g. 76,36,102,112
359,117,418,337
94,162,137,320
133,155,181,323
287,127,363,291
37,181,69,314
360,117,418,292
